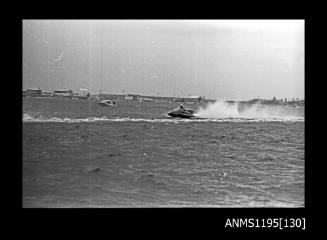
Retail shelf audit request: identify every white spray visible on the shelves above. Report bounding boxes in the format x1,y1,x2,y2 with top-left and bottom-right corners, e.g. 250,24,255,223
194,100,304,120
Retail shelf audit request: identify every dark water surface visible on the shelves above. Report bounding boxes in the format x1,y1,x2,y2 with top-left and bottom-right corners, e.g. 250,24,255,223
23,98,304,207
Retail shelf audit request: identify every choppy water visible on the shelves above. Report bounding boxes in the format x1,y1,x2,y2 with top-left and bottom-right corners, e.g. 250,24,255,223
23,97,304,207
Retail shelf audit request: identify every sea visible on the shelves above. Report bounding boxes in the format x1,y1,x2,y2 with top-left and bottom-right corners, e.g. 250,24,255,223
23,97,304,207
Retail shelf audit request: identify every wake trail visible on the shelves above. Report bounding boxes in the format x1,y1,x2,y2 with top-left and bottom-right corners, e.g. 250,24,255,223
23,113,304,123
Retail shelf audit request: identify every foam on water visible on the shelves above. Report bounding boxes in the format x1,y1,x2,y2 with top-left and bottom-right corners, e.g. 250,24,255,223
23,113,304,123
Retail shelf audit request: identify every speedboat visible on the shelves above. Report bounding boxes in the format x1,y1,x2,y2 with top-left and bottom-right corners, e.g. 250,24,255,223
98,99,117,106
167,108,195,118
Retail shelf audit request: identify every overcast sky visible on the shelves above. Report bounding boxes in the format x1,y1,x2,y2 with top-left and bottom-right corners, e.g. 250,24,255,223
23,20,304,100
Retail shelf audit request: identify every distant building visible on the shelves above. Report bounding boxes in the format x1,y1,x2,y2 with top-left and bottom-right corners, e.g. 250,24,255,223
23,88,42,97
54,89,73,94
173,98,185,103
184,96,206,103
54,89,73,98
73,88,90,99
124,94,142,101
141,97,154,102
78,88,89,96
42,91,54,97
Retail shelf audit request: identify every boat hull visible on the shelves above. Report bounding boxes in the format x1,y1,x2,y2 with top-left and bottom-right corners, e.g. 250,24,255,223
167,113,193,118
98,103,116,106
98,100,117,106
167,109,195,118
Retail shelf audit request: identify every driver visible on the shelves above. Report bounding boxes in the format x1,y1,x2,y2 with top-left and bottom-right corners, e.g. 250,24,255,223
179,104,185,112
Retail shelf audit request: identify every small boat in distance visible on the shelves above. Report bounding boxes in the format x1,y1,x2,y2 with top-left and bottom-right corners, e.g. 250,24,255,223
98,99,117,106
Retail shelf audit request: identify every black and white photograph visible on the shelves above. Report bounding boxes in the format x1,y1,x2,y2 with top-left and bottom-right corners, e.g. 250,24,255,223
22,20,304,208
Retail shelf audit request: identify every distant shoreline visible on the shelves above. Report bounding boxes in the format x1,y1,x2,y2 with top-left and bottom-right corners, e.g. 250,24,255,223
23,95,304,107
